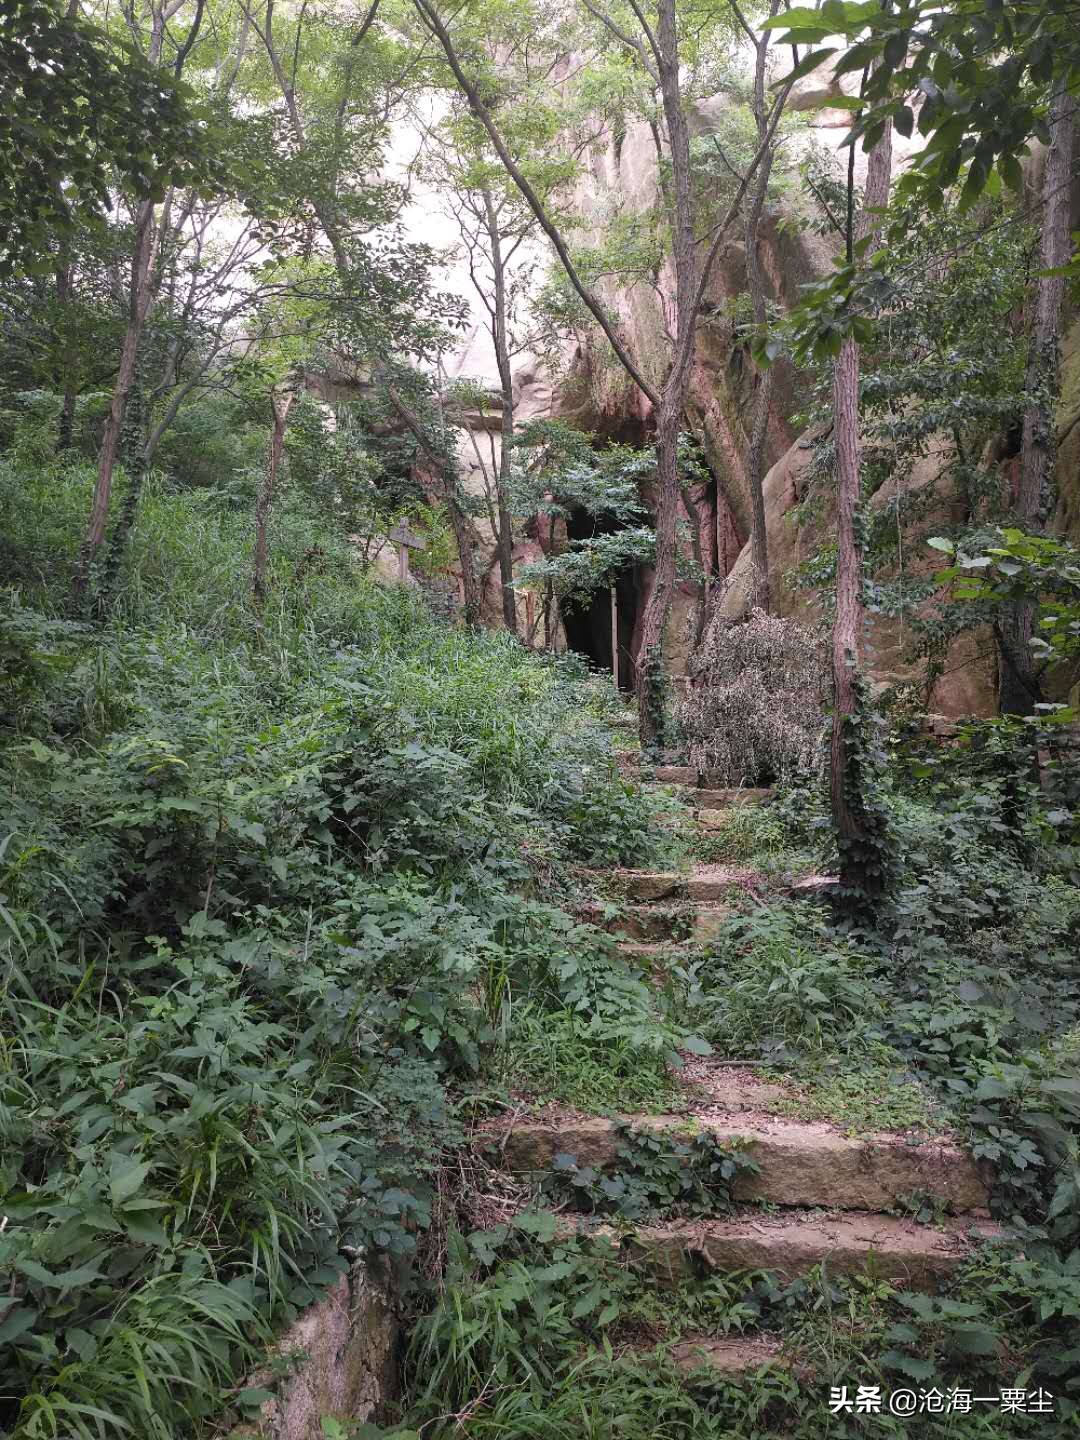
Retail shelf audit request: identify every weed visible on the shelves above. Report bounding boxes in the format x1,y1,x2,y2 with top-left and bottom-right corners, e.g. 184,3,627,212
541,1124,760,1220
501,1007,680,1112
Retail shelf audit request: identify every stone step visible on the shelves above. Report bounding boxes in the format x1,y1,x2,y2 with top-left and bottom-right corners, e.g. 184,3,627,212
669,1334,790,1378
650,765,699,786
616,868,758,903
696,788,774,811
584,1210,1002,1289
584,903,732,942
489,1114,990,1215
616,868,836,905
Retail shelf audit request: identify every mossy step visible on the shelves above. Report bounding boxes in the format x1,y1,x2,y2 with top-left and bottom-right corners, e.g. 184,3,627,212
695,787,774,811
579,1210,1002,1289
615,869,835,904
615,868,757,903
668,1334,791,1378
487,1114,990,1215
586,903,732,942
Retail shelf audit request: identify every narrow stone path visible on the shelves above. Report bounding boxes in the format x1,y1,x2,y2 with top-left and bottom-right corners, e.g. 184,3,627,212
479,749,1002,1380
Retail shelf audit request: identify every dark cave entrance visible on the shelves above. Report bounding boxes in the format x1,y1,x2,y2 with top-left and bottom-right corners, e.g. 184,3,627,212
560,506,640,692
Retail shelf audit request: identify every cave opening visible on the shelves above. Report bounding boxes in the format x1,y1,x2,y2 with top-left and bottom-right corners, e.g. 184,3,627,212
560,505,640,692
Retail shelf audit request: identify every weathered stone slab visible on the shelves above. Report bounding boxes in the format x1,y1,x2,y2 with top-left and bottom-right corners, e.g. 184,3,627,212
620,872,684,901
686,874,741,902
614,1212,1002,1289
691,907,732,941
227,1262,397,1439
652,766,699,785
696,788,774,810
490,1115,989,1215
669,1335,790,1377
788,874,838,898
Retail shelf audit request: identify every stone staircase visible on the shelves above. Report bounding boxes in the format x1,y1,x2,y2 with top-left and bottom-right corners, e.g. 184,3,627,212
481,750,1002,1379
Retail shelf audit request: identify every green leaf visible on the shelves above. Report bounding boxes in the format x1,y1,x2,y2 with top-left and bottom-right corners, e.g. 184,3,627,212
881,1351,937,1382
238,1388,276,1408
0,1306,37,1344
110,1159,152,1205
949,1323,998,1356
681,1034,712,1056
775,47,840,83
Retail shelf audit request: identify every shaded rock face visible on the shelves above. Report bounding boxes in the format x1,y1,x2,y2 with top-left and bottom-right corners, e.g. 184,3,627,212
229,1263,397,1439
533,88,1079,714
716,431,1001,716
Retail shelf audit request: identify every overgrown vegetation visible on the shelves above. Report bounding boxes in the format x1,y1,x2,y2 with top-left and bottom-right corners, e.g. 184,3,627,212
0,461,677,1437
4,0,1080,1435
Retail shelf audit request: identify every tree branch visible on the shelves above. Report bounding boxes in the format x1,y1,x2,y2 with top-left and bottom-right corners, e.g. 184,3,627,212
411,0,660,408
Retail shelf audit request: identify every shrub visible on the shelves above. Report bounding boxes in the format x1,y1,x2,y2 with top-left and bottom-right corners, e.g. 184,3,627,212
677,610,828,786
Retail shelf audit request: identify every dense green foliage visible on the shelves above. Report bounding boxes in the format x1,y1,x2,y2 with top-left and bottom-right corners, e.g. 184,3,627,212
3,0,1080,1435
374,737,1080,1439
0,456,683,1437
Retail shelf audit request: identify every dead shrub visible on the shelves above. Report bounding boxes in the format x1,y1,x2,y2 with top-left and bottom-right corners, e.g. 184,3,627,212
677,609,829,785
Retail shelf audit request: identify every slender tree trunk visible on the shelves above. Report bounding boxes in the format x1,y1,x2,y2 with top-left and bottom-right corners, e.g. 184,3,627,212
541,515,558,650
253,388,295,604
71,199,158,600
1019,88,1075,521
829,333,862,837
483,189,519,635
446,489,483,627
54,258,78,453
747,370,774,612
829,109,892,899
70,3,176,600
1001,87,1075,716
96,465,148,615
57,386,77,454
636,399,682,739
743,0,782,615
635,0,697,746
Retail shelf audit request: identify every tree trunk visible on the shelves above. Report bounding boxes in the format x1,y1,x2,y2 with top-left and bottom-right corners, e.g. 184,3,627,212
634,0,697,747
57,387,77,454
253,389,295,604
829,334,864,844
483,189,519,636
446,490,483,627
70,4,177,601
71,199,157,600
96,464,148,617
636,399,681,744
747,367,774,614
1001,87,1075,716
1019,88,1075,521
829,110,893,899
743,1,781,615
54,258,77,453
